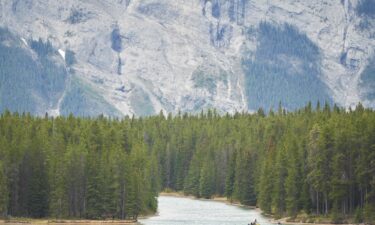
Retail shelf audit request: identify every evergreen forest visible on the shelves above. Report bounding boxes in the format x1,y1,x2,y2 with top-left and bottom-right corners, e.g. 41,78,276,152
0,103,374,223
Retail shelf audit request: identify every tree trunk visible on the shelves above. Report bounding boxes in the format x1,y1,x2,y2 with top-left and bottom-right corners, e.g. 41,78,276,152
120,183,125,219
316,191,319,215
325,193,328,215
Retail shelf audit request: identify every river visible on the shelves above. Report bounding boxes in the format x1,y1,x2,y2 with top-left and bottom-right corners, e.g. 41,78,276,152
139,196,273,225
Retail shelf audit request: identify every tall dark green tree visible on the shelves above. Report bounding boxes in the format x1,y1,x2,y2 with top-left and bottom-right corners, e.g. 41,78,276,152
0,160,8,217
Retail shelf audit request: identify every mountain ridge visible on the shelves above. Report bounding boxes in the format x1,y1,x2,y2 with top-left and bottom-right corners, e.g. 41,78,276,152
0,0,374,116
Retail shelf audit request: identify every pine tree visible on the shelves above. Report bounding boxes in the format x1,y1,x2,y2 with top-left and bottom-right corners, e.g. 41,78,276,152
272,145,287,217
85,156,104,219
225,151,236,200
199,161,214,199
257,156,274,213
184,155,201,197
27,150,49,218
285,136,300,217
48,132,68,218
307,124,331,215
234,150,256,206
330,153,346,222
0,161,8,217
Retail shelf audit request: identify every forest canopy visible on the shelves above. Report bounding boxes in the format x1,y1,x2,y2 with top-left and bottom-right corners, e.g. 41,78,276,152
0,103,374,223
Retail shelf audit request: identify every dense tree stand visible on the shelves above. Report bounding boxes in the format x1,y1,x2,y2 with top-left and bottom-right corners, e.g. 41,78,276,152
0,103,374,223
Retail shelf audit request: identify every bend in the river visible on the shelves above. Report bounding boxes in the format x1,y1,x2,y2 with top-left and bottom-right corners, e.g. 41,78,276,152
140,196,273,225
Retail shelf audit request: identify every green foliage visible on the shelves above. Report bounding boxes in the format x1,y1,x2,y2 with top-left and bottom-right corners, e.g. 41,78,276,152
199,161,215,199
184,155,201,197
225,152,236,199
0,161,8,217
354,207,363,223
272,146,287,216
0,115,157,219
233,151,256,205
0,103,375,220
258,157,273,213
364,203,375,224
285,136,300,217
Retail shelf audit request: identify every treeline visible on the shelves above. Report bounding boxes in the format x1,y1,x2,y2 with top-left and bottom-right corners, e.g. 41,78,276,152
0,103,374,223
0,112,158,219
156,103,375,223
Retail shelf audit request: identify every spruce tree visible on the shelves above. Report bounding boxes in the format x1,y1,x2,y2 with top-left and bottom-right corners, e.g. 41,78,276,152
0,161,8,217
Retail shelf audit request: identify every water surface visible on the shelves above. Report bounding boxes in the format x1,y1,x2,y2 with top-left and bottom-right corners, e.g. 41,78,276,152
140,196,273,225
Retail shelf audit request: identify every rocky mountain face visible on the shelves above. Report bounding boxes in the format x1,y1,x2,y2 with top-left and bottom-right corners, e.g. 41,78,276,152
0,0,374,117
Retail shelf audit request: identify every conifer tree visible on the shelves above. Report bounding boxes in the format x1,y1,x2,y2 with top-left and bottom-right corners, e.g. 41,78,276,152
199,161,215,199
0,161,8,217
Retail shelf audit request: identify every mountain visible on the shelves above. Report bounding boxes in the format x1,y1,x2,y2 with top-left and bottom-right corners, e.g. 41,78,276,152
0,0,374,117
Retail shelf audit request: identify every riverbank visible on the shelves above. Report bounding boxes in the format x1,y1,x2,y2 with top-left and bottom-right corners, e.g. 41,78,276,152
0,194,361,225
159,192,359,225
0,219,137,225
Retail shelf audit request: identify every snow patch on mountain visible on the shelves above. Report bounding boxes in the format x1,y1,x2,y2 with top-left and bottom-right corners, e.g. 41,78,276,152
58,49,65,60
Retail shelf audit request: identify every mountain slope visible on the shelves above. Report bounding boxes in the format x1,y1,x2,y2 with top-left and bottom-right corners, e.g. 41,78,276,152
0,0,374,116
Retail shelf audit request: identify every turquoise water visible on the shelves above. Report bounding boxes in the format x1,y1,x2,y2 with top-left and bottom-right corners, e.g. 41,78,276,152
139,196,273,225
